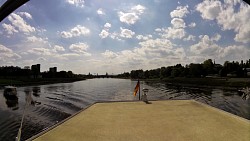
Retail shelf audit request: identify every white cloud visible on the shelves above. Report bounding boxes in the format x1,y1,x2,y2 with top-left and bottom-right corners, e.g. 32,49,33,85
184,35,196,41
60,53,81,60
7,13,35,34
217,3,250,43
211,33,221,41
2,23,18,35
155,28,162,32
69,42,88,52
190,35,213,54
118,12,139,25
27,36,47,43
69,42,91,56
136,34,152,40
53,45,65,52
25,46,68,62
104,23,111,29
27,48,52,56
102,50,118,59
171,18,186,28
118,5,146,25
69,25,90,36
188,22,196,28
17,12,32,19
131,5,146,14
99,30,109,38
37,57,46,61
96,37,188,72
196,0,250,43
159,27,186,39
223,0,241,6
189,44,250,63
157,6,188,40
61,31,72,38
37,28,47,33
170,5,189,18
26,51,87,62
61,53,80,58
83,33,198,73
219,45,250,60
234,26,250,43
188,34,249,61
190,35,221,56
174,48,186,58
196,0,222,20
66,0,85,7
120,27,135,38
139,38,173,49
0,44,12,53
61,25,90,38
99,23,111,39
110,32,122,41
99,26,135,40
97,8,105,15
0,44,21,62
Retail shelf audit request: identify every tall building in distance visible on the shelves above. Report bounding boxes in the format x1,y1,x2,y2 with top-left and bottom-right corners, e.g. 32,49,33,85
31,64,40,73
49,67,57,73
31,64,41,78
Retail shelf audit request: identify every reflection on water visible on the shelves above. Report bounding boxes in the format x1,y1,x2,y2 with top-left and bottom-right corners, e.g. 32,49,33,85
24,88,41,106
4,97,19,110
3,91,19,110
32,87,41,97
0,78,249,141
144,81,250,120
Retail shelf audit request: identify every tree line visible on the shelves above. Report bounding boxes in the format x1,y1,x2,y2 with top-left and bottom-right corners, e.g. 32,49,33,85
117,59,250,79
0,66,78,78
1,59,250,79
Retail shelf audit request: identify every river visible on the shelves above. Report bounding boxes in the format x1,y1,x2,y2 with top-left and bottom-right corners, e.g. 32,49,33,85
0,78,249,141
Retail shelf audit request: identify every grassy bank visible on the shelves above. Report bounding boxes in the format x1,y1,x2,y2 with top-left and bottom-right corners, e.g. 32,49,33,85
0,77,86,88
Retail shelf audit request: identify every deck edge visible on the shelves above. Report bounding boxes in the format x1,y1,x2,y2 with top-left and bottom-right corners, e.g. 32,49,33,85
26,99,250,140
193,100,250,123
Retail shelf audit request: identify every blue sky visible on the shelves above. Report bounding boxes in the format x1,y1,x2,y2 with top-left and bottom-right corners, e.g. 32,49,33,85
0,0,249,74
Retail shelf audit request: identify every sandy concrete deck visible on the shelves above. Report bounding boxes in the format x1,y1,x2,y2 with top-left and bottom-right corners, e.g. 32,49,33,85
30,100,250,141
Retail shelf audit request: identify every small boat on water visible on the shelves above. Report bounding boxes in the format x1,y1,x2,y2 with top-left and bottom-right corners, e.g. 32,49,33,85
3,86,17,100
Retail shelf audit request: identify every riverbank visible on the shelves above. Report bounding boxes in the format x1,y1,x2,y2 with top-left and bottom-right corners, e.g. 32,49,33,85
0,78,86,88
1,77,249,89
143,77,250,90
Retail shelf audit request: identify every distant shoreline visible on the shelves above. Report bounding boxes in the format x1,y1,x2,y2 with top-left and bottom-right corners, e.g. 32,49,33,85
1,77,249,90
143,77,250,90
0,78,86,88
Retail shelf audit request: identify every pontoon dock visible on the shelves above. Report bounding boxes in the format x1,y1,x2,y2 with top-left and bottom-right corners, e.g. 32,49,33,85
29,100,250,141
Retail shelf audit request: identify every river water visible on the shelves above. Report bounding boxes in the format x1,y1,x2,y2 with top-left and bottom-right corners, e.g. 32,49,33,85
0,78,249,141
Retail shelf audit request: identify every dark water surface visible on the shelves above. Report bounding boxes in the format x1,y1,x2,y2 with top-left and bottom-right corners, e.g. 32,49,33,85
0,78,249,141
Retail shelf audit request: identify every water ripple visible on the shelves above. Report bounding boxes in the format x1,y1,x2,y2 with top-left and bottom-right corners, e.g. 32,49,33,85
0,78,249,141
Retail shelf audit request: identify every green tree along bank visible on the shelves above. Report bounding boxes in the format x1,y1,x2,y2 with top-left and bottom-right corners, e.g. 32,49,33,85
0,66,86,87
117,59,250,88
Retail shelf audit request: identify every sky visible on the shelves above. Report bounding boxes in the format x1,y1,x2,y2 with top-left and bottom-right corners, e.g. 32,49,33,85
0,0,250,74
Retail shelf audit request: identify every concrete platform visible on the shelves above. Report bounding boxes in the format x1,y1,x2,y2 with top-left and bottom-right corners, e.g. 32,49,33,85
29,100,250,141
